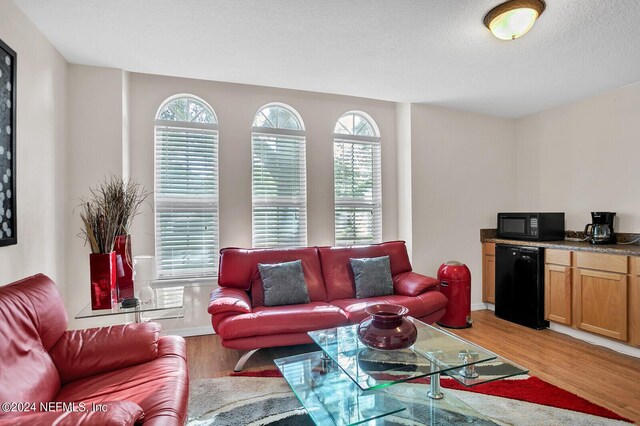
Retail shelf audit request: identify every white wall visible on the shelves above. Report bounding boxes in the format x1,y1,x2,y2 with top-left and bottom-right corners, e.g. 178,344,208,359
9,0,639,325
128,73,399,255
65,65,124,328
63,68,399,331
410,104,517,305
396,103,413,258
516,82,640,232
0,1,67,293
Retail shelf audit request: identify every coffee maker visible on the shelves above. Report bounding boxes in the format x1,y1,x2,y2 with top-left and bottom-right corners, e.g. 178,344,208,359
584,212,616,244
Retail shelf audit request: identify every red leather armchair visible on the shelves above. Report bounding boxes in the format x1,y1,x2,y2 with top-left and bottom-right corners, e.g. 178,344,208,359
209,241,448,371
0,274,189,425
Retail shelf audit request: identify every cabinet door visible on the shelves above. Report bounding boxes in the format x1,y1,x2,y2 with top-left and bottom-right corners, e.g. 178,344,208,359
630,258,640,347
544,264,572,324
482,243,495,304
574,268,628,341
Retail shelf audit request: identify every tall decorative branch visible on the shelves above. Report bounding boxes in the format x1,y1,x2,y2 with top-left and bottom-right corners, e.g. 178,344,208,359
78,175,150,254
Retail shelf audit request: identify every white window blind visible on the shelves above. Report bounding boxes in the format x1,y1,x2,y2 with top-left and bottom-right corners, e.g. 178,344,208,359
252,104,307,248
334,111,382,246
154,96,219,278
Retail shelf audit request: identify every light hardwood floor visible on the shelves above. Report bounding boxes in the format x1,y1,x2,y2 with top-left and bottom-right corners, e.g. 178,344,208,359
185,310,640,423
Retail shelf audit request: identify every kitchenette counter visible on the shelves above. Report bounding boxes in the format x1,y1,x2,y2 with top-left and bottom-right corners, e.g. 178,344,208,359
480,229,640,256
480,228,640,351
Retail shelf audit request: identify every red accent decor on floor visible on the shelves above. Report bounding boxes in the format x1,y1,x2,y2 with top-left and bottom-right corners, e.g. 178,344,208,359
231,369,630,422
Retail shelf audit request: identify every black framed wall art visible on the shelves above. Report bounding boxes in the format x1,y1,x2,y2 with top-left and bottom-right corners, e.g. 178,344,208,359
0,38,16,247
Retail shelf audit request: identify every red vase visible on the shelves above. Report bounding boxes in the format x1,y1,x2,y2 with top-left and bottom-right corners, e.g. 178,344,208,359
114,235,134,300
90,252,118,310
357,304,418,350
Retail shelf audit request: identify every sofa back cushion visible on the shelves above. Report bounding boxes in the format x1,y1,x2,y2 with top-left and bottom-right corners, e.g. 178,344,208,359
0,274,68,403
318,241,413,301
218,247,326,307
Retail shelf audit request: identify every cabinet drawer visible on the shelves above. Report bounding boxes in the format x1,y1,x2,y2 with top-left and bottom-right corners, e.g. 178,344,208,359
575,252,628,274
546,249,571,266
483,243,495,256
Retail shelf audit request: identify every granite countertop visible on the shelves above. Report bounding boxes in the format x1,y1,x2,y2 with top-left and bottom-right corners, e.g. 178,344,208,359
480,229,640,256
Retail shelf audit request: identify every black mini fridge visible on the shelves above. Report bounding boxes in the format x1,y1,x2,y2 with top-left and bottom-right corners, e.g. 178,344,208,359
495,244,549,329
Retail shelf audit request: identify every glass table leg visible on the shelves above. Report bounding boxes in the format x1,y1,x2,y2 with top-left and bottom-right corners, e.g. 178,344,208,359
428,372,444,399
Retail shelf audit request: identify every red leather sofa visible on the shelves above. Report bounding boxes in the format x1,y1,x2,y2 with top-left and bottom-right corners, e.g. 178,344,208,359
208,241,448,370
0,274,188,426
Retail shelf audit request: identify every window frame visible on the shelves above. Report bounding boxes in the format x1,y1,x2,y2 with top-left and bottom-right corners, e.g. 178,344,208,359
154,94,219,279
251,103,308,248
333,111,382,246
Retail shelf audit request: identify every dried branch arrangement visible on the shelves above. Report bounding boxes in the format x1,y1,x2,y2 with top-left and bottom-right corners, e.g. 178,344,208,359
78,175,150,254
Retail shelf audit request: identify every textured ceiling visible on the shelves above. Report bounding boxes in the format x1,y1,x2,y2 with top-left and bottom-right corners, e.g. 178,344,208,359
14,0,640,118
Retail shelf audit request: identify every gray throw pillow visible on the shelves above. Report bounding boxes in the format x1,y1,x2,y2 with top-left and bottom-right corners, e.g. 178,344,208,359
350,255,394,299
258,260,310,307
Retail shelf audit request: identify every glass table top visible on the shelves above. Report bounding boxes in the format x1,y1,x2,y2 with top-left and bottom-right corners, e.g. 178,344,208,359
275,351,499,426
275,352,405,426
277,318,528,426
308,318,500,391
75,286,184,319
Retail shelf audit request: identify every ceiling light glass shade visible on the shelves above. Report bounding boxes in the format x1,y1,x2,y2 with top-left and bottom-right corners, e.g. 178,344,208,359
484,0,546,40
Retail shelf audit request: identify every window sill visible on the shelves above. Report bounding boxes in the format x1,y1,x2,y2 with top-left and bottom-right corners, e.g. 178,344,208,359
153,276,218,288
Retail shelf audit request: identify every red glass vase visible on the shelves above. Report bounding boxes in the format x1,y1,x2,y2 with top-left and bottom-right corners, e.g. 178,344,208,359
114,234,134,300
90,252,117,310
357,304,418,350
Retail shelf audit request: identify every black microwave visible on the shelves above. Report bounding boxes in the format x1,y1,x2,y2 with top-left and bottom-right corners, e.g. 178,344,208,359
497,213,565,241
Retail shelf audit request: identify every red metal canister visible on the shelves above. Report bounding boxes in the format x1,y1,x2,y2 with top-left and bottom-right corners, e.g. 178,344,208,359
437,261,472,328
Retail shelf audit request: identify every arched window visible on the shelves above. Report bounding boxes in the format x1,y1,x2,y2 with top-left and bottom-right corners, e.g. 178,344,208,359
252,103,307,247
333,111,382,246
154,95,219,278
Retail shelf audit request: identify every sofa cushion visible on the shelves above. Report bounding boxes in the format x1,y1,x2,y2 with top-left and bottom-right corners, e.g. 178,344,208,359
350,256,394,298
217,332,316,351
259,260,310,307
0,274,68,404
393,271,440,297
332,291,449,323
5,401,145,426
381,241,414,275
50,323,160,384
318,241,413,301
217,247,327,307
217,302,349,339
55,336,189,425
319,245,385,301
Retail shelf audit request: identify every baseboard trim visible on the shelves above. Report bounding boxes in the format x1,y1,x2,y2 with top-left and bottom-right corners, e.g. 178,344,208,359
472,303,494,311
471,303,487,311
549,323,640,359
161,326,215,338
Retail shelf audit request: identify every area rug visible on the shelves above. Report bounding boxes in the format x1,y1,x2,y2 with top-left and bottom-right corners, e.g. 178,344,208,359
187,369,631,425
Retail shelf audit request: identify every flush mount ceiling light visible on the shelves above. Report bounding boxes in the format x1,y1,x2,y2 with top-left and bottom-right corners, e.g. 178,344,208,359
484,0,546,40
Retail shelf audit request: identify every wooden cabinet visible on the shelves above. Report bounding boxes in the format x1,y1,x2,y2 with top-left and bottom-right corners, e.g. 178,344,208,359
574,266,628,341
482,243,495,304
544,249,572,325
481,240,639,346
572,252,629,341
630,257,640,347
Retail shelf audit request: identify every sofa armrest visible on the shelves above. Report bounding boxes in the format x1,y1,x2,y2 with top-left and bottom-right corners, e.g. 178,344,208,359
208,287,252,315
158,335,187,360
50,322,160,384
393,271,440,297
0,401,143,426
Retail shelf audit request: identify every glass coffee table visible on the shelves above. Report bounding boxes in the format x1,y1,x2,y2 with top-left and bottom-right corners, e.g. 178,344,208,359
75,286,185,323
275,317,527,425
